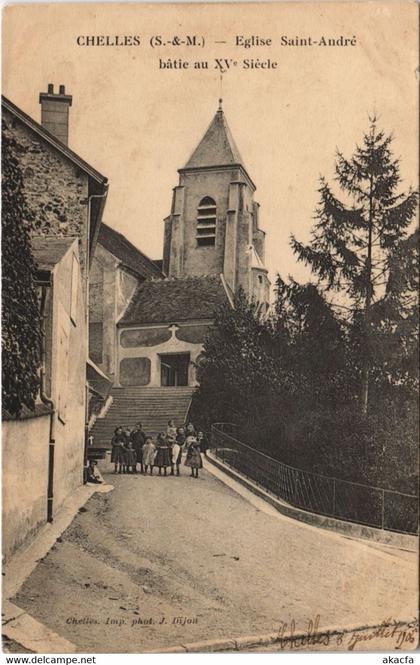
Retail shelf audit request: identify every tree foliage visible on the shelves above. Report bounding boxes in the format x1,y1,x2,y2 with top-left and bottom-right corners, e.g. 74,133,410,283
191,118,418,494
2,121,42,416
190,289,277,432
290,117,418,413
291,118,417,306
368,228,419,394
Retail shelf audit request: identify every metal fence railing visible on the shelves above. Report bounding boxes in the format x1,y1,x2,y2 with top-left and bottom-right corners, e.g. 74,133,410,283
210,423,418,536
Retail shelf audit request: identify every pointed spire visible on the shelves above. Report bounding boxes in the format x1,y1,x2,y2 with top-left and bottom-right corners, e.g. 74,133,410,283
183,103,247,172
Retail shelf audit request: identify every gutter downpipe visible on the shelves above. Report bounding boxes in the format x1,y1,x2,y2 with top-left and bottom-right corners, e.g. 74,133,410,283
39,281,56,523
84,188,109,472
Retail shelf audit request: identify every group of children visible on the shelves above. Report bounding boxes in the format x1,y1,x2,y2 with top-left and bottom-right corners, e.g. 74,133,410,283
110,420,206,478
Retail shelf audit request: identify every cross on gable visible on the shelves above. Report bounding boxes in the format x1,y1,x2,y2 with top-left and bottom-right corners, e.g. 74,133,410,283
168,324,179,337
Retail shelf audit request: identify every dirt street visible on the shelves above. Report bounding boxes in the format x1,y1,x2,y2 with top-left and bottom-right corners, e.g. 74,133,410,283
13,463,417,653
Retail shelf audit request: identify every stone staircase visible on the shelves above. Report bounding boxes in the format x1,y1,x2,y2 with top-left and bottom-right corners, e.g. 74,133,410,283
90,386,195,446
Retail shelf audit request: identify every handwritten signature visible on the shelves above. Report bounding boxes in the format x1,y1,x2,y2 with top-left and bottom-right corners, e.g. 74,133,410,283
276,615,419,651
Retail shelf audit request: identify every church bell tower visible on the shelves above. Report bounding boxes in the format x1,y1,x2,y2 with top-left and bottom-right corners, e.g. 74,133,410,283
163,100,270,308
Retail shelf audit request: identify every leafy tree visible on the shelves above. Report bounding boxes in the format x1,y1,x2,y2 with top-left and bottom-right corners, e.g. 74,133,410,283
274,277,349,407
193,279,349,454
191,117,417,495
290,117,418,413
368,228,419,395
191,289,275,431
2,121,42,416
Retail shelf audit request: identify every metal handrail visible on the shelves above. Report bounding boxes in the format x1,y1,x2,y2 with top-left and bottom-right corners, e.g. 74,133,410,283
211,423,417,498
210,423,418,535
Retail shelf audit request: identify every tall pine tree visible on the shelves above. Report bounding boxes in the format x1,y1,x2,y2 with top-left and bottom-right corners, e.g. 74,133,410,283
369,228,419,395
290,117,418,414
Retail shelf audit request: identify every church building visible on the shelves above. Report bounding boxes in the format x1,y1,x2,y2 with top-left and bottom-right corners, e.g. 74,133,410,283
92,100,270,442
116,100,270,389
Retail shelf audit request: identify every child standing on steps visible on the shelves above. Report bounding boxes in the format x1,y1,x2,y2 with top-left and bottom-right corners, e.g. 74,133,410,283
123,439,137,474
110,426,125,474
154,432,172,476
167,419,177,439
142,437,156,474
184,435,203,478
185,422,196,437
197,430,207,455
169,435,182,476
130,422,146,473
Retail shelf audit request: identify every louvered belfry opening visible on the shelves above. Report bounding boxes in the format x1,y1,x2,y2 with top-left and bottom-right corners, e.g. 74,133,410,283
196,196,217,246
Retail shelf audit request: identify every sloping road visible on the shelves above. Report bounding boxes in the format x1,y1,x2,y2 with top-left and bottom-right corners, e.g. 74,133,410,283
13,464,417,653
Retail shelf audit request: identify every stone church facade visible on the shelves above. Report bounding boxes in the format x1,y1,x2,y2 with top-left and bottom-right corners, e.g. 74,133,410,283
117,275,231,388
89,222,164,383
114,101,270,389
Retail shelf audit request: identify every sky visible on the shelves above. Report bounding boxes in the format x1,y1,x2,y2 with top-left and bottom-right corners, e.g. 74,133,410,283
2,1,418,287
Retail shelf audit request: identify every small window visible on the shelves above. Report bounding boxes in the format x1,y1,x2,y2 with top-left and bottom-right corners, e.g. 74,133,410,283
258,275,263,285
197,196,216,247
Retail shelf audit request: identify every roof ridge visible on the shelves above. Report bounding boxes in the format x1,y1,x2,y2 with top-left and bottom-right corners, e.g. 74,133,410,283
31,236,76,271
161,275,221,284
219,109,244,163
2,95,107,185
99,223,163,276
119,273,229,327
182,106,248,174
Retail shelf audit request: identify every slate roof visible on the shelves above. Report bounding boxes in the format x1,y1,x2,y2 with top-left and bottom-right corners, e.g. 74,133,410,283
118,275,230,326
183,105,248,173
153,259,164,272
87,358,113,398
31,236,76,271
98,223,164,280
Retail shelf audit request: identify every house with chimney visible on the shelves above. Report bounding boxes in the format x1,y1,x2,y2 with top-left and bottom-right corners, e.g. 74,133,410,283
2,85,108,559
91,101,270,443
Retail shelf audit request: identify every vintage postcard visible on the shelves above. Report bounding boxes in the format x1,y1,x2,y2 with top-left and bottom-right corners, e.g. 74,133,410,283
1,1,418,656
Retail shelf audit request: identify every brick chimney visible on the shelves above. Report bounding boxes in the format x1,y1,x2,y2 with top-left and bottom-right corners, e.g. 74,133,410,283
39,84,72,145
